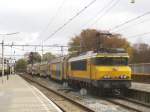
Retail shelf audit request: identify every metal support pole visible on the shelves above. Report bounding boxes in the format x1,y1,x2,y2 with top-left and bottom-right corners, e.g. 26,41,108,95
61,46,63,56
13,50,15,75
10,43,12,75
7,58,9,80
41,43,43,62
8,43,13,79
9,58,11,75
2,40,4,83
35,47,36,52
80,38,82,52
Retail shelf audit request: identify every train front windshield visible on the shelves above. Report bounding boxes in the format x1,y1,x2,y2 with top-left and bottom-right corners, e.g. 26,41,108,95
92,57,128,66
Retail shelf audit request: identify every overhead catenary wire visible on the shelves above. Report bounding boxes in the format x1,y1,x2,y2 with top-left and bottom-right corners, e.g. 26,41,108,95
128,31,150,38
3,54,24,57
3,44,71,47
90,0,120,27
4,44,69,58
110,11,150,31
39,0,67,41
44,0,97,42
112,17,150,32
80,0,115,29
3,43,79,52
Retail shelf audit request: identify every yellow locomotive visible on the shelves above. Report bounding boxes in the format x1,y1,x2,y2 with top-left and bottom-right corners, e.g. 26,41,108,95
68,50,131,90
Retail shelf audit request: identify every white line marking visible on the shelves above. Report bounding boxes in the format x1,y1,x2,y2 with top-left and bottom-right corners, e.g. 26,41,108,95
32,86,62,112
23,80,50,112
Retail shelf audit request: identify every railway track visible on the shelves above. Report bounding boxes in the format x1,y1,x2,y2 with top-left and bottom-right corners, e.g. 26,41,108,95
103,96,150,112
21,74,150,112
21,75,95,112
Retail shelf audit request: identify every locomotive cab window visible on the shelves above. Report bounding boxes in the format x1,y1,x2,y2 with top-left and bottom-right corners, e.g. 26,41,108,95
71,60,87,70
92,57,128,66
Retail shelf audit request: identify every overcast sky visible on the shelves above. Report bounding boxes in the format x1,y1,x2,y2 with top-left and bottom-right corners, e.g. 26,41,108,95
0,0,150,58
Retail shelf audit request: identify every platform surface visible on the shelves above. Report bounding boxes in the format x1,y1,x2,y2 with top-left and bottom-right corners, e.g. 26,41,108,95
131,82,150,92
0,75,62,112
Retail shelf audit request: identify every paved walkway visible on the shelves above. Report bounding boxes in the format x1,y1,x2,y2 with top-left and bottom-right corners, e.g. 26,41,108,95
0,75,62,112
132,82,150,92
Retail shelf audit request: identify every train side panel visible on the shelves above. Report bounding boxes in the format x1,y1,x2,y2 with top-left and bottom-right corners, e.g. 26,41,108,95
63,60,68,80
33,64,40,75
50,62,63,80
68,59,91,82
39,63,49,77
27,64,32,74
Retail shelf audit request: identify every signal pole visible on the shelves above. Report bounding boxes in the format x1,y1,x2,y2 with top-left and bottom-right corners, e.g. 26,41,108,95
2,40,4,83
60,46,63,56
41,43,44,62
8,42,13,79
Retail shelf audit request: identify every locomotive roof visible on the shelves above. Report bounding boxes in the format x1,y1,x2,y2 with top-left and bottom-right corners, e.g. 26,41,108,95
68,51,129,62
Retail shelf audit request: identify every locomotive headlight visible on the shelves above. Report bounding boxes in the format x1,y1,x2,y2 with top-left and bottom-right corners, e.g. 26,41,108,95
103,75,111,79
120,75,123,79
120,75,127,79
123,75,127,79
104,75,107,79
107,75,111,79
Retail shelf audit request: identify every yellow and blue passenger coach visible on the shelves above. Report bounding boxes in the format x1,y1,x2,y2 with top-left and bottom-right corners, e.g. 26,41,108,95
68,50,131,90
50,57,68,81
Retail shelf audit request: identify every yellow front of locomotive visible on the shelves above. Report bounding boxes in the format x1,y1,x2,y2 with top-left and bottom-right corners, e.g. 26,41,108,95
91,54,131,89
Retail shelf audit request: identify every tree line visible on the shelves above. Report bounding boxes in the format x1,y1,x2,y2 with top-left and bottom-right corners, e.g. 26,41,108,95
68,29,150,63
15,52,55,72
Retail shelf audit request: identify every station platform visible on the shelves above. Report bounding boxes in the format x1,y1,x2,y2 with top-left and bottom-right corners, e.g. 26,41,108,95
0,75,62,112
131,82,150,93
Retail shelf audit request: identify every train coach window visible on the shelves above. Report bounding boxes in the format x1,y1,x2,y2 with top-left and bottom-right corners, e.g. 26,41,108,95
92,57,128,66
71,60,87,70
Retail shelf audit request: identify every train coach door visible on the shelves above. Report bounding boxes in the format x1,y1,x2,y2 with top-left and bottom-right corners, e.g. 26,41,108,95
90,58,96,80
63,60,68,80
56,63,61,80
61,61,64,80
87,59,91,80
